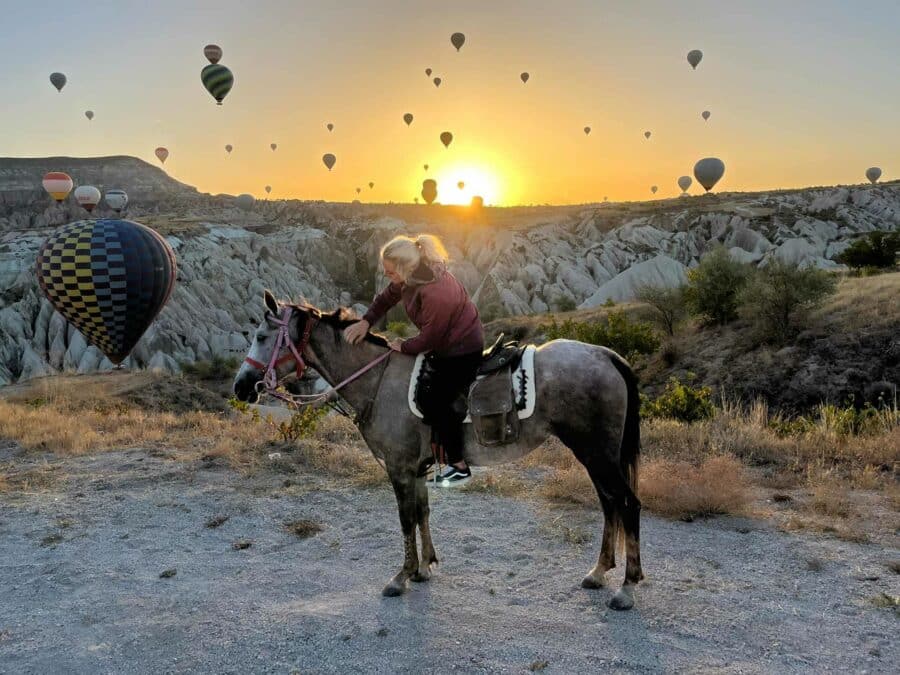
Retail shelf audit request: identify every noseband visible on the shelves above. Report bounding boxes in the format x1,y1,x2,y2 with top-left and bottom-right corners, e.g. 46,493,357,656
244,306,317,392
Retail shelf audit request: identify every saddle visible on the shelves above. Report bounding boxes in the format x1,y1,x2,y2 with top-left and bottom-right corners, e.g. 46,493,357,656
478,333,527,375
469,334,529,446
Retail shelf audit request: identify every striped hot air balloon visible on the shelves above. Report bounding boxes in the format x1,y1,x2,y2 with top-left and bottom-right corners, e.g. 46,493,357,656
35,219,177,364
42,172,74,202
201,64,234,105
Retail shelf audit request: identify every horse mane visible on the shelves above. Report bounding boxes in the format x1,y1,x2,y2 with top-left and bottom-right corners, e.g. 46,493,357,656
286,302,390,348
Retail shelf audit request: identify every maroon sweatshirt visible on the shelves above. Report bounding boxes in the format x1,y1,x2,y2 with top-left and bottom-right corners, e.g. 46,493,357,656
362,262,484,357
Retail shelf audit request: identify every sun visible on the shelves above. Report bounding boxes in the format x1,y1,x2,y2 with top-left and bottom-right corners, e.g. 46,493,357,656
432,164,501,206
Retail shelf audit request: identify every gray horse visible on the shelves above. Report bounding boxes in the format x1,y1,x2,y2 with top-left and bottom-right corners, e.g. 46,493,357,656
233,291,644,609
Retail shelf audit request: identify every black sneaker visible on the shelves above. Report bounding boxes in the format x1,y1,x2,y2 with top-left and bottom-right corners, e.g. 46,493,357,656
432,465,472,487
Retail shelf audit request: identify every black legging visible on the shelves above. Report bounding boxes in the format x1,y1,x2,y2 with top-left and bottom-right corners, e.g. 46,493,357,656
418,350,482,465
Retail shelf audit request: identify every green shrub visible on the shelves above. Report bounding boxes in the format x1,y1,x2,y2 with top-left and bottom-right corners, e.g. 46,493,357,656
602,298,616,308
555,297,577,312
386,320,410,337
271,406,329,441
181,354,242,379
685,247,751,325
738,259,837,344
640,375,715,423
836,231,900,270
636,284,687,336
542,310,660,361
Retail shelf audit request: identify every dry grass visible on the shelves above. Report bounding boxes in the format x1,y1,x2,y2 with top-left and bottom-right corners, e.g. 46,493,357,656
640,455,751,520
284,519,323,539
806,477,857,519
813,271,900,332
461,472,529,497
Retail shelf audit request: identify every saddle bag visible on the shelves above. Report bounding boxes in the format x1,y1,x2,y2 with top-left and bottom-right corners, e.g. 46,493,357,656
467,367,520,447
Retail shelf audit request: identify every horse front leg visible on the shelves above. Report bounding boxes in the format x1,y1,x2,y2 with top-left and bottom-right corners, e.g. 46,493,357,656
383,468,420,597
412,477,437,582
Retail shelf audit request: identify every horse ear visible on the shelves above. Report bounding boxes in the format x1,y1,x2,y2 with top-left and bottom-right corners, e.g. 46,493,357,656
264,290,279,315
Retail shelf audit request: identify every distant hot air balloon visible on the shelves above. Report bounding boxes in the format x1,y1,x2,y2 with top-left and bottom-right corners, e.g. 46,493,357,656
450,32,465,51
225,144,233,153
423,164,429,172
693,157,726,192
270,143,277,151
105,189,128,214
322,153,336,171
584,126,591,135
356,187,362,195
414,197,419,204
650,185,658,195
422,179,437,204
520,72,530,84
265,185,272,194
35,219,177,365
702,110,711,121
326,122,334,132
155,147,169,164
677,176,692,193
440,131,453,148
425,68,432,77
74,185,101,213
204,44,223,65
865,167,882,184
49,72,66,92
236,194,255,211
201,64,234,105
471,196,484,208
644,131,652,140
369,182,374,189
433,77,442,88
42,172,74,202
403,113,414,126
687,50,703,70
457,181,465,190
603,196,608,202
85,110,94,121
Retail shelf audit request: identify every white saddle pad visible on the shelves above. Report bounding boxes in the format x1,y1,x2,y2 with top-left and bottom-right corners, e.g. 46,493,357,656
407,346,536,423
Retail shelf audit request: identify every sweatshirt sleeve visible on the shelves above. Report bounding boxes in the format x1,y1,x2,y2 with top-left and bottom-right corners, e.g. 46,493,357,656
362,282,402,325
400,285,454,355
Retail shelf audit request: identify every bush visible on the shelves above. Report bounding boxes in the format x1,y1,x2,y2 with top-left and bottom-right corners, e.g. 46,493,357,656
270,406,329,441
738,259,837,344
386,320,410,337
636,284,687,336
641,375,715,423
554,297,577,312
836,231,900,270
181,354,242,379
542,310,660,361
684,247,751,325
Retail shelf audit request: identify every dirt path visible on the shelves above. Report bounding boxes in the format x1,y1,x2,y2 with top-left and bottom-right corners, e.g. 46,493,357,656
0,445,897,674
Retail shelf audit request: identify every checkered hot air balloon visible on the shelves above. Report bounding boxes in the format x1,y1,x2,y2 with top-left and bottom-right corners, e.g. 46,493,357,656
35,219,177,365
201,64,234,105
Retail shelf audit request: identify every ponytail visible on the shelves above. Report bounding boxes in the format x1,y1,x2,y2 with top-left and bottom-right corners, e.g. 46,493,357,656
381,233,450,280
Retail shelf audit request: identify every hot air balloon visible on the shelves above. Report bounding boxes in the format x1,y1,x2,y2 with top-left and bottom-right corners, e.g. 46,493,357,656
49,72,66,92
693,157,726,192
425,68,432,77
85,110,94,121
414,197,419,204
322,153,336,171
471,196,484,208
265,185,272,194
440,131,453,148
105,189,128,214
650,185,658,195
456,181,465,190
644,131,652,139
42,172,74,202
584,126,591,135
520,72,530,84
687,50,703,70
326,123,334,132
677,176,692,192
74,186,101,213
403,113,414,126
201,64,234,105
369,182,374,189
433,77,442,88
422,179,437,204
155,147,169,164
35,219,177,365
356,187,361,195
450,33,465,51
423,164,429,172
270,143,277,151
702,110,711,121
236,194,255,211
865,167,882,184
225,144,233,153
204,44,223,64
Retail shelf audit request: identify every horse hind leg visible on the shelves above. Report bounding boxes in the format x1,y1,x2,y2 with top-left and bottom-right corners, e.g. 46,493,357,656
581,492,617,589
412,477,438,583
609,488,644,610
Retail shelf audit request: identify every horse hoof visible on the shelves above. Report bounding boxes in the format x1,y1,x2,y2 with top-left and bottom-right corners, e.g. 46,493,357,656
581,573,607,589
411,567,432,583
382,580,407,597
608,588,635,611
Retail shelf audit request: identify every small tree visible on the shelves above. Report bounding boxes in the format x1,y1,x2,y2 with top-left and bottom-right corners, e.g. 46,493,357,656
636,283,687,336
684,247,751,325
738,259,837,344
836,231,900,271
542,310,660,361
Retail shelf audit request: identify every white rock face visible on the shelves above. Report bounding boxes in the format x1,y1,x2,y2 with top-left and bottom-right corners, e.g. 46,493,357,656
580,256,688,308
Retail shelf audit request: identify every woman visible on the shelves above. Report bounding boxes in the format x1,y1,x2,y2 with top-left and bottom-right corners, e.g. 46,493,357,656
343,234,484,486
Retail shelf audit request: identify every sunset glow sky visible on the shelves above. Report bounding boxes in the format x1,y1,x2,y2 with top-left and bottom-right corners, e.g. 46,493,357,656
2,0,898,205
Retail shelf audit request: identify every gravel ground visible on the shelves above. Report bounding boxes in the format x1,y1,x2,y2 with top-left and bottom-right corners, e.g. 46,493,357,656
0,445,897,674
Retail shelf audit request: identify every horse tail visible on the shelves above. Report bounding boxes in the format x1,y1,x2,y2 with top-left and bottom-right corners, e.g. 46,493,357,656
607,351,641,496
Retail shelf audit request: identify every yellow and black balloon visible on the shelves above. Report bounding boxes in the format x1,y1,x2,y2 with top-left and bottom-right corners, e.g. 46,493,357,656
35,219,177,365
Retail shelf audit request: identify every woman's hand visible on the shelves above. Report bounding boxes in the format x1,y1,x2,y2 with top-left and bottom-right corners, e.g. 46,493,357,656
343,320,370,345
388,339,404,352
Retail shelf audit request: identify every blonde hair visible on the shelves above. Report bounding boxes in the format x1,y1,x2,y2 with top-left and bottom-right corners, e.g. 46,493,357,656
380,234,449,281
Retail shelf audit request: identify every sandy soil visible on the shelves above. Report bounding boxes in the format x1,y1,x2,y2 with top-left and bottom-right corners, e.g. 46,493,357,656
0,443,897,675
